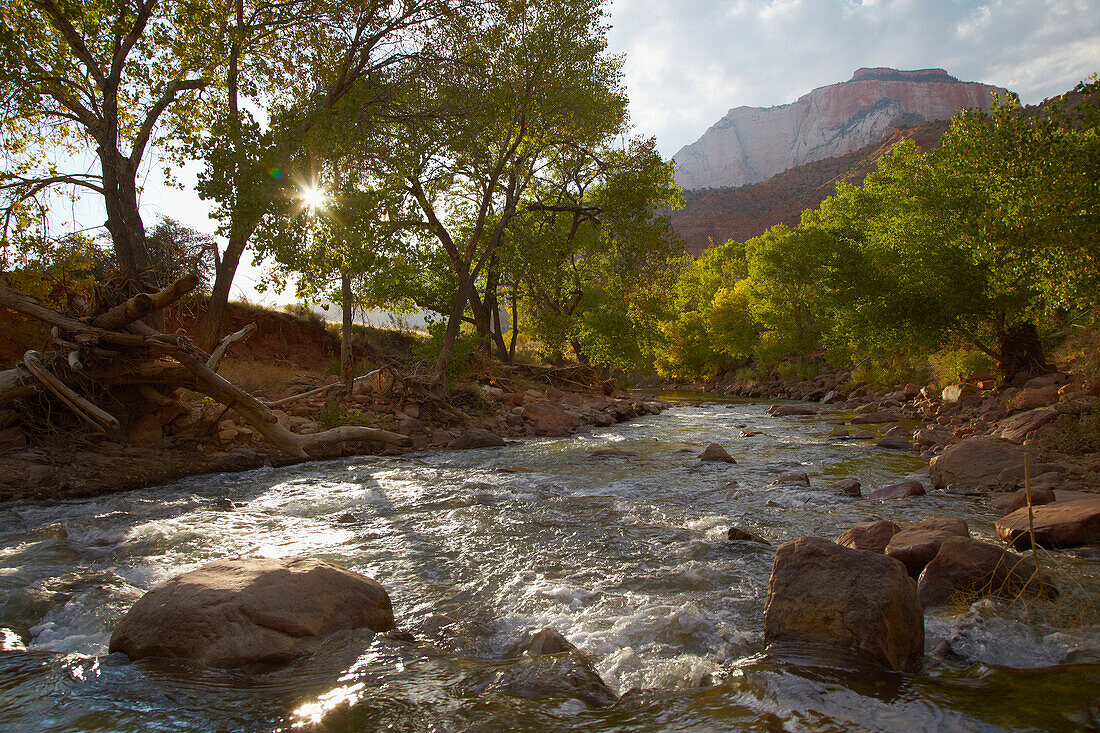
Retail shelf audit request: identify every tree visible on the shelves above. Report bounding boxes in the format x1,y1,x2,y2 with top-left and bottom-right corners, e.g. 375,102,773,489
1,0,216,294
389,0,628,389
194,0,461,351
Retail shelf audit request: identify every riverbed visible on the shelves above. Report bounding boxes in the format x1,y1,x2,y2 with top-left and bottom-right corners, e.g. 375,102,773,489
1,399,1098,731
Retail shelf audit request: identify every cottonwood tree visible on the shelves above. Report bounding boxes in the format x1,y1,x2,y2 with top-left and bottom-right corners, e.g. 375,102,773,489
386,0,628,389
0,0,217,294
194,0,463,351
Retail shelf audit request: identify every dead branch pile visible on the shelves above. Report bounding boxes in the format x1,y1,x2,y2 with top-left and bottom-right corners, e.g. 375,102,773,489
509,364,614,395
0,275,409,457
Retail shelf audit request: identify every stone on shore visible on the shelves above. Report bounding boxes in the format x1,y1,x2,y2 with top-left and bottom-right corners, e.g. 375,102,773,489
699,443,736,463
885,517,970,579
995,498,1100,550
836,520,901,553
996,407,1058,443
869,480,925,500
850,411,902,425
764,537,923,671
930,436,1028,492
917,536,1054,607
448,428,506,450
109,558,394,668
522,400,579,434
992,486,1057,514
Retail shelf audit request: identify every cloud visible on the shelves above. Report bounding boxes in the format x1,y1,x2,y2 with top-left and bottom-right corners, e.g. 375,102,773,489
607,0,1100,156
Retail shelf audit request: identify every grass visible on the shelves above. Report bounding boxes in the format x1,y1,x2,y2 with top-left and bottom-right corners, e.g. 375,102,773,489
218,357,314,395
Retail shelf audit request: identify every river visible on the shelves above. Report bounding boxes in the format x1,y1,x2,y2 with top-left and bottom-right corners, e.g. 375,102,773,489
1,398,1098,731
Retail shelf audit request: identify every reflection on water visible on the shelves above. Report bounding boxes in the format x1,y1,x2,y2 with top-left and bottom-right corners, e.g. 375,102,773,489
0,400,1098,731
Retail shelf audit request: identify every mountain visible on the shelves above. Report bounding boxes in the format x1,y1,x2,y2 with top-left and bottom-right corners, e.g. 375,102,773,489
673,68,1006,191
669,120,950,256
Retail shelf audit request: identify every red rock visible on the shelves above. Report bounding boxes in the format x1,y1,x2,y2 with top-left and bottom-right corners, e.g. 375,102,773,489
885,518,970,579
836,520,901,553
764,537,924,671
917,536,1053,607
869,480,925,500
522,400,579,434
699,443,736,463
930,436,1028,491
109,558,393,667
1012,387,1058,411
851,411,902,425
996,498,1100,550
767,404,819,416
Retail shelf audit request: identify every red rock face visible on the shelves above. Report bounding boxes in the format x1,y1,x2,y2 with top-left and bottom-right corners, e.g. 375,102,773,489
674,68,1007,190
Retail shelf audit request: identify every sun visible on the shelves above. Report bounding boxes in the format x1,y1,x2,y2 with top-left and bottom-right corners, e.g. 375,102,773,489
301,186,327,210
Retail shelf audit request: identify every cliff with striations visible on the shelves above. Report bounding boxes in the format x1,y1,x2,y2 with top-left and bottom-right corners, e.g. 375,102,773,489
673,68,1006,190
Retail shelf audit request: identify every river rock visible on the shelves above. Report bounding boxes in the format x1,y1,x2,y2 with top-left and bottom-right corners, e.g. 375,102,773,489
522,400,579,434
876,436,916,450
995,486,1057,514
869,480,925,500
916,536,1052,607
699,443,736,463
524,628,577,656
1012,386,1058,411
996,407,1058,443
885,518,970,579
448,428,506,450
763,537,923,671
728,526,769,544
914,427,956,448
770,470,810,486
930,436,1028,492
851,411,902,425
486,651,618,708
995,498,1100,550
830,478,862,497
836,520,901,552
589,449,637,458
767,404,819,416
109,558,394,668
942,384,976,403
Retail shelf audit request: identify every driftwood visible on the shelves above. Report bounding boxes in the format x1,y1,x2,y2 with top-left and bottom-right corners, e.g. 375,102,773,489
0,277,411,457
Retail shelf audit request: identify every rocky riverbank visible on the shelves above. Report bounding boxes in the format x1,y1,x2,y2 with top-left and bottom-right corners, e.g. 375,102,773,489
0,374,671,502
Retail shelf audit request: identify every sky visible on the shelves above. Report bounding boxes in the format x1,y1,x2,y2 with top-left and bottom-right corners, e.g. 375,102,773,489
48,0,1100,306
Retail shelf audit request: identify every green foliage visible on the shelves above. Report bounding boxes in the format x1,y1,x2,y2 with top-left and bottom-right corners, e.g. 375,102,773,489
417,319,485,387
318,400,351,430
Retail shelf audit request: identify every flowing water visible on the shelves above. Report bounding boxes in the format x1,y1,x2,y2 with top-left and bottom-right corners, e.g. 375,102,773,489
1,398,1099,731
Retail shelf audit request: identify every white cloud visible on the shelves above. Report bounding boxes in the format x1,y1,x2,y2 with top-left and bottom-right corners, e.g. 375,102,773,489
607,0,1100,156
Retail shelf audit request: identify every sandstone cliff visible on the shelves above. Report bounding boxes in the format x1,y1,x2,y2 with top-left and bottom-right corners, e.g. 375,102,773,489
673,68,1006,190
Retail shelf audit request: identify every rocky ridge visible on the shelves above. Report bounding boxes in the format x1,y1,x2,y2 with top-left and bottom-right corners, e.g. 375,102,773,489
673,68,1004,191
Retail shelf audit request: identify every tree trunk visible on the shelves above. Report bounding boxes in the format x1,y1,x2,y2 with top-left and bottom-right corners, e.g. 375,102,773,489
570,338,590,365
998,321,1050,385
341,270,354,392
508,286,519,364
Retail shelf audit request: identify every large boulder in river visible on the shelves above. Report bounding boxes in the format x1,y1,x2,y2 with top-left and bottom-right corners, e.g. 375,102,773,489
836,520,900,553
109,558,394,668
885,517,970,579
930,436,1028,492
764,537,923,671
996,498,1100,550
869,480,925,500
917,536,1052,607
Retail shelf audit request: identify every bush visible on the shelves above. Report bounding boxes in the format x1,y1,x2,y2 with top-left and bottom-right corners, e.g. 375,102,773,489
416,319,486,388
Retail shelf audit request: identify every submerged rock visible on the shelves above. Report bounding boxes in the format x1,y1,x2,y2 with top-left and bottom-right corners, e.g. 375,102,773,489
916,536,1054,607
770,470,810,487
829,478,862,497
764,537,923,671
523,628,577,656
767,404,819,417
996,498,1100,550
109,558,394,668
728,526,770,544
699,443,736,463
836,520,901,553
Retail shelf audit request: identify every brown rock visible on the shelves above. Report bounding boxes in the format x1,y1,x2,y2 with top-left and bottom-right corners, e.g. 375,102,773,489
996,407,1058,443
589,449,637,457
996,498,1100,550
876,436,916,450
771,470,810,486
830,478,862,497
851,411,902,425
728,527,769,544
1002,486,1057,514
836,520,901,553
0,426,27,451
109,558,394,667
1012,386,1058,411
941,384,976,403
930,436,1028,492
448,428,506,450
524,628,576,656
699,443,736,463
522,400,579,434
869,480,925,500
885,518,970,579
764,537,923,671
917,536,1053,607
